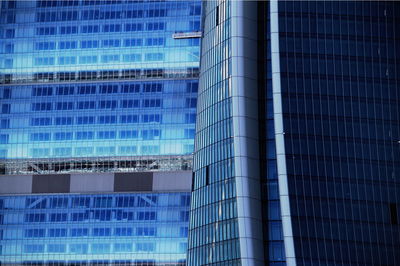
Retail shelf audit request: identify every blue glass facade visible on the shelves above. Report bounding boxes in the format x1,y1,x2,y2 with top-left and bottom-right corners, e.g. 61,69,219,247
189,1,264,265
261,2,286,265
188,1,239,264
0,0,201,174
0,192,190,264
275,1,400,265
189,0,400,265
0,1,199,265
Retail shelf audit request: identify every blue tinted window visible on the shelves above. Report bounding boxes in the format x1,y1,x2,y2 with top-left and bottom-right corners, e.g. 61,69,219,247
125,23,143,31
120,115,139,124
78,85,96,94
59,41,77,49
81,25,99,33
56,86,74,95
76,116,95,125
99,84,118,93
98,116,117,124
75,131,94,140
32,87,52,96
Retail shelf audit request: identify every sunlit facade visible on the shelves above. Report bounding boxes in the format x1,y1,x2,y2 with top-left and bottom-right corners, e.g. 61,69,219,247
0,0,200,174
0,0,200,265
0,191,190,265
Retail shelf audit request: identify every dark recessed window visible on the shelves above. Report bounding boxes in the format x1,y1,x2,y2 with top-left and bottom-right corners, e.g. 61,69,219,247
216,5,219,26
205,165,210,186
389,203,398,225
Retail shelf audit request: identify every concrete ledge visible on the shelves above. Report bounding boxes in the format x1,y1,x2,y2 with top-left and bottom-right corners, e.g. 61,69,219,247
153,171,192,192
0,171,192,194
0,175,33,194
70,173,114,193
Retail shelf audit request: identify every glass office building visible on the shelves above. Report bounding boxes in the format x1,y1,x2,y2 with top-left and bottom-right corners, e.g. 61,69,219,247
0,192,190,265
189,1,400,265
0,0,200,265
0,0,201,174
189,1,263,265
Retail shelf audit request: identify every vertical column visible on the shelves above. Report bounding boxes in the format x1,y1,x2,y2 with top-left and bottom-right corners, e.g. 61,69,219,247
269,0,296,265
230,1,264,265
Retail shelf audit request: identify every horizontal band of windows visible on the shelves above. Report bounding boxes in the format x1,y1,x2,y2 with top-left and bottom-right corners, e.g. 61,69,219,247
22,242,159,254
1,153,193,174
24,227,159,238
278,10,396,24
1,68,199,84
35,22,166,36
35,0,201,17
24,211,165,223
35,9,170,22
30,82,188,96
30,99,163,111
279,52,397,66
29,145,162,157
29,114,164,126
33,53,163,66
9,193,189,210
279,32,398,49
27,129,163,141
280,72,398,85
281,112,400,125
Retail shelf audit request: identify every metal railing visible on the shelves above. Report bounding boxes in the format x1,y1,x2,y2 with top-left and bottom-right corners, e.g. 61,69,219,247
172,31,202,39
0,155,193,175
0,68,199,85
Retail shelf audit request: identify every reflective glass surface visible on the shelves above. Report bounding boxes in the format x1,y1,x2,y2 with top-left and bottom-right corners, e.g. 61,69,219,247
262,1,286,264
276,1,400,265
188,0,240,265
0,0,200,163
0,192,190,265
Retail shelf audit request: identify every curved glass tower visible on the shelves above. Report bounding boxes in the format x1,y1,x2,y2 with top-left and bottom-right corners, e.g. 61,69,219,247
188,1,264,265
189,1,400,265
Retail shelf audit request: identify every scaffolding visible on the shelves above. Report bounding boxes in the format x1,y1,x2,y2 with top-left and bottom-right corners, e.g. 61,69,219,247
172,31,202,39
0,155,193,175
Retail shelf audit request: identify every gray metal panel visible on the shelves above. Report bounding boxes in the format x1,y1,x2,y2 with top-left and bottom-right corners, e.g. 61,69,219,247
32,174,70,193
0,175,33,194
152,171,192,192
230,1,265,264
114,172,153,192
70,173,114,193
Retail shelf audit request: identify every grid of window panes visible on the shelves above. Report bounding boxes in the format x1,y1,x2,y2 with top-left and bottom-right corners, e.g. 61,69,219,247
0,80,197,159
188,1,240,265
277,1,400,265
0,0,201,162
261,1,286,265
0,192,190,265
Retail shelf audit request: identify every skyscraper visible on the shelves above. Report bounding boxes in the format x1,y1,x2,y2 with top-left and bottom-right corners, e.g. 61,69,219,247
188,1,400,265
0,0,201,264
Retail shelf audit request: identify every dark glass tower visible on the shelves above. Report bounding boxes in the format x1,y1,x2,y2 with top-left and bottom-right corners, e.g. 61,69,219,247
188,1,400,265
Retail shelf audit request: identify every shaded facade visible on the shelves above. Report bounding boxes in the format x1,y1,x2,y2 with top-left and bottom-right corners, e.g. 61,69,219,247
189,1,400,265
